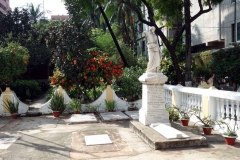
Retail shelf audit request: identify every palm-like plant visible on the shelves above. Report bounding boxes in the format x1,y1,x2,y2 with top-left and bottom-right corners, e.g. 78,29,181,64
25,3,51,23
3,99,19,114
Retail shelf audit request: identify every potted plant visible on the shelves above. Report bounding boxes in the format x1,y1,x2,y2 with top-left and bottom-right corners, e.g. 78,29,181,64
105,100,117,112
127,102,139,111
69,98,81,114
165,103,180,121
192,108,215,135
175,106,192,126
215,117,239,145
85,104,100,114
48,91,66,117
3,99,19,119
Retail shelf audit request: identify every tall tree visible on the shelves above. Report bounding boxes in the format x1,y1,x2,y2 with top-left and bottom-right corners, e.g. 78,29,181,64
63,0,129,67
120,0,223,85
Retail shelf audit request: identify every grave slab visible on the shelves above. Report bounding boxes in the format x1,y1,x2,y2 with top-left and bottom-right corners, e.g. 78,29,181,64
0,137,18,149
85,134,112,146
150,123,190,139
70,114,97,124
124,111,139,120
100,111,130,121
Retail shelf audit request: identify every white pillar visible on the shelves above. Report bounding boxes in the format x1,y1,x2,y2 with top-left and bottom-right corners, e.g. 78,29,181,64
138,73,169,125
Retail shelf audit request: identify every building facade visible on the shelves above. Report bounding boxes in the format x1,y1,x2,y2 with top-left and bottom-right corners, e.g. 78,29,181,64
51,15,69,20
0,0,10,15
191,0,240,53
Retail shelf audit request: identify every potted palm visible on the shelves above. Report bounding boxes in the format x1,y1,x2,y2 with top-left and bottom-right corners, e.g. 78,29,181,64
3,99,19,119
69,98,81,114
105,100,117,112
48,91,66,117
192,108,215,135
215,117,239,145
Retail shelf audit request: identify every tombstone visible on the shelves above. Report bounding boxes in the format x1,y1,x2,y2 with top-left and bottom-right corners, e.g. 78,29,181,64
138,73,169,125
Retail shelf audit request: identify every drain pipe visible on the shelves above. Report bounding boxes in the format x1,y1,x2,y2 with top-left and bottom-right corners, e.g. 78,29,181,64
218,3,221,41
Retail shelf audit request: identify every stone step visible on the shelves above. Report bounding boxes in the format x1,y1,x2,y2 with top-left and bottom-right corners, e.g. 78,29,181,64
129,121,208,150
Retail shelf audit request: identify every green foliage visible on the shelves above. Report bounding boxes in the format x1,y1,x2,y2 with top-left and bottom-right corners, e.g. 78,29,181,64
85,104,100,113
0,8,51,68
69,98,81,112
45,85,57,101
209,43,240,85
92,27,137,66
113,66,145,101
160,41,186,84
48,91,66,112
3,99,19,114
165,103,179,121
104,100,117,111
192,65,212,84
191,108,215,127
193,50,215,66
216,117,239,137
10,79,41,100
0,42,29,85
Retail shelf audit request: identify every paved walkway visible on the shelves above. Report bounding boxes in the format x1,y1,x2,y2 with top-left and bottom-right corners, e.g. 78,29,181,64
0,114,240,160
0,96,240,160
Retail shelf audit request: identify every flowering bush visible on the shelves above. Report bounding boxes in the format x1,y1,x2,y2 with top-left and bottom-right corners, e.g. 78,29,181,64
0,42,29,85
49,50,124,101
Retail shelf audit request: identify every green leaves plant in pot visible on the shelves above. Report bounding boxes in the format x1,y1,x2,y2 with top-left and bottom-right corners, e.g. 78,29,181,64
69,98,81,114
105,100,117,112
175,106,192,126
192,108,215,135
165,103,179,121
127,102,139,111
215,117,239,145
85,104,100,114
48,91,66,117
3,99,19,119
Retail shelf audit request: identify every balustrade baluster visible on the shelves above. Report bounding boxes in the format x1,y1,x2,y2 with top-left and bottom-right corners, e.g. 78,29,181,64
236,101,240,129
230,100,235,126
220,98,225,119
216,98,221,120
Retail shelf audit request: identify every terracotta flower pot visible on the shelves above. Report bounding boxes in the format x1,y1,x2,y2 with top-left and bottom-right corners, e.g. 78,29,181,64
181,119,189,126
223,135,237,145
11,113,18,119
74,111,80,114
202,127,212,135
53,111,60,117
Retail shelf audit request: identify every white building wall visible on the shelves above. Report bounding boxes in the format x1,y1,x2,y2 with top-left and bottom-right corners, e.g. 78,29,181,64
191,0,240,48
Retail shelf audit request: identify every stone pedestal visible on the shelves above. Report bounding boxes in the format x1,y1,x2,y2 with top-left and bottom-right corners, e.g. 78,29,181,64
138,73,169,125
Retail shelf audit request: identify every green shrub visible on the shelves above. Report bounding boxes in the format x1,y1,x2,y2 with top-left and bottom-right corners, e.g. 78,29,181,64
11,79,41,100
113,66,145,101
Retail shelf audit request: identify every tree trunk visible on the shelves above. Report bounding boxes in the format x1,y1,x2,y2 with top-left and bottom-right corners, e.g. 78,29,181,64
99,6,129,67
155,29,184,85
184,0,192,86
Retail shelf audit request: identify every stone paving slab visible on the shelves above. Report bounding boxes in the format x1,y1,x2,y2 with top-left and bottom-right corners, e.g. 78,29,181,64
85,134,112,146
99,111,130,122
124,111,139,120
0,137,18,149
69,114,98,124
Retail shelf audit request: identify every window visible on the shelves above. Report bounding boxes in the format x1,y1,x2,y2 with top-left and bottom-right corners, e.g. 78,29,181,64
232,23,235,42
231,0,236,3
237,22,240,41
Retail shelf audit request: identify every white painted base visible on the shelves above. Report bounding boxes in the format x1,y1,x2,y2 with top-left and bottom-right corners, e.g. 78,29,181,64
139,109,169,126
150,124,190,139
